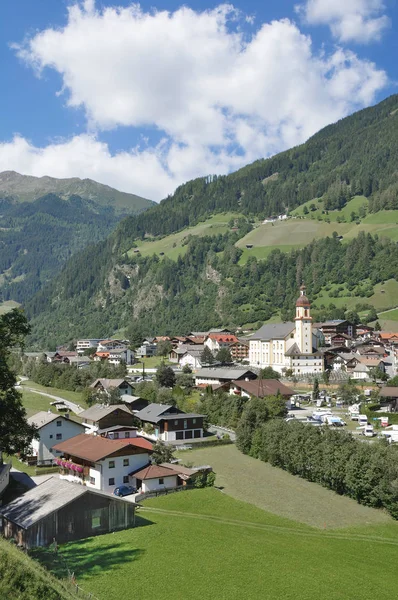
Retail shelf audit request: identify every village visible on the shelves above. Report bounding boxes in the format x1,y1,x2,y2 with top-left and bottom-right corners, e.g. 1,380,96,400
2,285,398,556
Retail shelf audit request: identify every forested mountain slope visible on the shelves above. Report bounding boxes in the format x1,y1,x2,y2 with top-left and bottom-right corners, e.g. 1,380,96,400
26,94,398,346
0,173,154,304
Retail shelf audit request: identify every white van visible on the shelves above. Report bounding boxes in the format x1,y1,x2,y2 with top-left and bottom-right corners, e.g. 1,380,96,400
363,424,375,437
358,414,368,426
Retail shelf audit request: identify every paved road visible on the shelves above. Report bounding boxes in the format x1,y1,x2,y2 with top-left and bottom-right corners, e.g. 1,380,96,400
25,387,84,415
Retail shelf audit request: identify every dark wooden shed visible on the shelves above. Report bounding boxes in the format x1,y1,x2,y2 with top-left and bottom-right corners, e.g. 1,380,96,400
0,478,136,549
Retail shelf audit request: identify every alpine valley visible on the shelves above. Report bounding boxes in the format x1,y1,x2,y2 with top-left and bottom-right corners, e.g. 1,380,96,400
20,94,398,348
0,172,154,305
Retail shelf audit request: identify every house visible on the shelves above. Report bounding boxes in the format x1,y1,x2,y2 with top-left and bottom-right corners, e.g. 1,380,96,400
79,404,137,433
0,478,136,549
26,412,85,466
330,333,353,348
120,394,149,412
195,367,257,387
249,285,324,375
179,346,205,370
96,425,139,440
90,378,134,396
204,333,239,354
53,433,152,493
52,351,79,364
97,339,128,351
131,463,206,494
316,320,357,345
76,338,102,354
93,351,110,362
108,348,135,366
229,339,250,361
356,325,374,340
379,387,398,412
136,342,157,358
135,404,205,441
227,379,294,400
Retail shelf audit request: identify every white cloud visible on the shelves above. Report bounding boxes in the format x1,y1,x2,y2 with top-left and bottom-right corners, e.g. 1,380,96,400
6,2,388,200
299,0,390,43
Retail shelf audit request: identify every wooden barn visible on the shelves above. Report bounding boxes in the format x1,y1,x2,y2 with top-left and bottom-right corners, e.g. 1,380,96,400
0,478,136,549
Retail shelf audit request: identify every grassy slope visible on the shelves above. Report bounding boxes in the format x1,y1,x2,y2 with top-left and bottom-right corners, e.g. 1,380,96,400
175,445,390,528
0,537,75,600
0,300,20,315
34,488,398,600
127,212,242,260
20,380,85,406
312,279,398,311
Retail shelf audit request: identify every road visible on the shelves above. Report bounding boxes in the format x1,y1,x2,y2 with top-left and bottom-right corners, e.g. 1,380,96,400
24,387,84,415
208,425,236,442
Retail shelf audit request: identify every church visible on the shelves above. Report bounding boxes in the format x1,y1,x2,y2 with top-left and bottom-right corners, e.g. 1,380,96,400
249,285,324,375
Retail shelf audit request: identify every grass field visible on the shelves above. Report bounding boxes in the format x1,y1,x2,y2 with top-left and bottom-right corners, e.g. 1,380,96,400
312,278,398,312
32,488,398,600
21,388,58,418
292,196,368,222
20,380,85,406
175,445,390,528
129,356,173,370
127,212,242,260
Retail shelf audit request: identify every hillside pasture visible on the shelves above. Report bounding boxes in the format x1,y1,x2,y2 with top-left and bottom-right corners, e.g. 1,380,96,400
33,488,398,600
127,212,242,260
292,195,368,222
175,444,390,529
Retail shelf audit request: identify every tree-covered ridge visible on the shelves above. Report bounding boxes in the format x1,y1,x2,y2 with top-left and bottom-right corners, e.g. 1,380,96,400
115,94,398,245
27,226,398,346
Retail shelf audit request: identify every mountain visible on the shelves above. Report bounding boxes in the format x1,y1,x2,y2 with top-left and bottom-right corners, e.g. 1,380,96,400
26,94,398,347
0,173,154,304
0,171,152,215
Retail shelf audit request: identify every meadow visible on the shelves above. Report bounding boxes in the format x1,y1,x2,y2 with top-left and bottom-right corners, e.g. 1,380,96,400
32,487,398,600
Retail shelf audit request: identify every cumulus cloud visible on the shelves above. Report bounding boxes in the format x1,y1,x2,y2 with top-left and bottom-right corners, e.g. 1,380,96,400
299,0,390,43
6,2,388,199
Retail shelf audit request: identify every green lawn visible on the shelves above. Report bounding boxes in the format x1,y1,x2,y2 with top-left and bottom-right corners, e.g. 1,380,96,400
378,307,398,321
21,388,58,418
175,445,390,528
292,196,368,222
32,488,398,600
20,380,85,406
127,212,243,260
129,357,173,370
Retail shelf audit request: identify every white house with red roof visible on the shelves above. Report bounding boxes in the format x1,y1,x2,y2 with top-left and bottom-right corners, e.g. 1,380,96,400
204,333,239,354
53,433,153,494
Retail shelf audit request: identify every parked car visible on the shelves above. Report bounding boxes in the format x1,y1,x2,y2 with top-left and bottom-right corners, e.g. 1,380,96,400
113,485,136,497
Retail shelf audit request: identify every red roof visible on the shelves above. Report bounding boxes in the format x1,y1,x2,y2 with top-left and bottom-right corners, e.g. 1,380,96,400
232,379,294,398
131,463,179,480
53,433,152,461
208,334,238,343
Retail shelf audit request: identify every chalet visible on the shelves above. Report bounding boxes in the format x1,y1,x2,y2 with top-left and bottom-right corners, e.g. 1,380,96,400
26,412,85,466
351,357,386,380
356,345,387,359
229,339,250,361
79,404,137,433
76,338,102,353
97,339,128,351
0,478,136,549
120,394,149,412
195,367,257,387
135,404,205,441
316,320,356,345
52,351,78,364
169,344,204,369
90,378,134,396
379,387,398,411
97,425,139,440
131,463,205,494
356,325,374,340
227,379,294,400
204,333,239,353
53,433,152,493
93,351,110,362
330,333,353,348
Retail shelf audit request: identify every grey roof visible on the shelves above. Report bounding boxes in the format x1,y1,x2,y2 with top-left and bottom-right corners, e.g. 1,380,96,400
27,411,62,428
285,343,300,356
97,425,138,434
120,395,145,404
161,413,204,420
195,367,256,380
250,322,295,341
79,403,132,421
0,478,87,528
135,403,182,423
90,378,130,390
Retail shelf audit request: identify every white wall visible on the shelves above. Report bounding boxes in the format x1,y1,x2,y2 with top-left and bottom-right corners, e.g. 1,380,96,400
100,452,150,494
141,475,178,493
34,418,84,465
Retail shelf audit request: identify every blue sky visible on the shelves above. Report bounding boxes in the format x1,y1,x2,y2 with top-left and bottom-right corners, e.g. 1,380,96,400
0,0,396,200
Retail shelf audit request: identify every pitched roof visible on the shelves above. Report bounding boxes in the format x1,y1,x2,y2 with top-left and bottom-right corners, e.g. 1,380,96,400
90,378,130,390
79,403,132,421
250,322,295,341
27,412,84,430
195,367,257,380
53,432,152,461
285,343,300,356
232,379,294,398
0,478,87,528
135,403,180,423
207,333,238,343
380,387,398,398
131,463,180,480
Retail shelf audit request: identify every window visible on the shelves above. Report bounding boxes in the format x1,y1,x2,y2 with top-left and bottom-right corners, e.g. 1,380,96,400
113,433,119,439
109,460,115,469
56,433,62,440
123,458,129,466
125,432,130,438
89,476,95,485
109,477,115,486
184,420,187,429
123,475,129,483
192,418,196,424
56,420,62,427
49,434,53,439
174,420,178,425
159,478,164,485
92,510,101,529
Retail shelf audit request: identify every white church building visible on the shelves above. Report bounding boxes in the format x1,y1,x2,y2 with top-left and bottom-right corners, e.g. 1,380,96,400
249,285,324,375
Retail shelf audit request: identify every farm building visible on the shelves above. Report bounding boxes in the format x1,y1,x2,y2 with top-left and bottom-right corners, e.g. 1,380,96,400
0,478,136,549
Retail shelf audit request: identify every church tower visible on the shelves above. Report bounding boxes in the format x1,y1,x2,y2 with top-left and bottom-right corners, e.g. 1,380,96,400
295,285,312,354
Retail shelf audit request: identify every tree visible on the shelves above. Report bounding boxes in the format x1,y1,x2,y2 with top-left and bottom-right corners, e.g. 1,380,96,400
156,340,172,358
0,309,37,458
259,366,280,379
200,346,215,365
216,347,232,365
264,394,288,419
108,387,123,405
312,377,320,400
374,321,381,331
182,364,192,374
156,364,176,388
151,440,175,465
